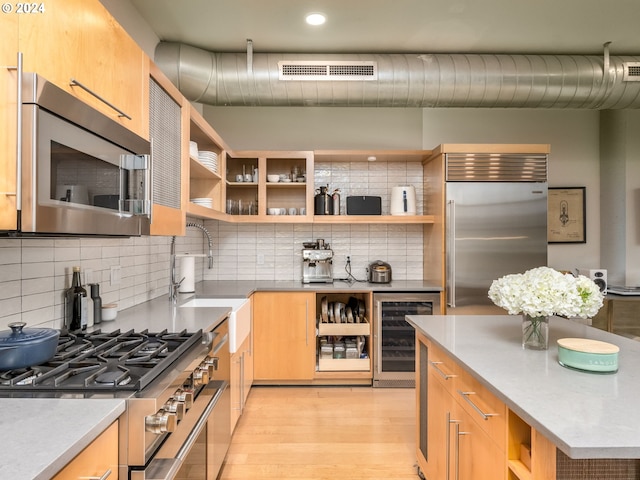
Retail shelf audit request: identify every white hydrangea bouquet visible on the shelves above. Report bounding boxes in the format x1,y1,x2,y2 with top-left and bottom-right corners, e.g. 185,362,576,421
488,266,604,318
488,266,604,350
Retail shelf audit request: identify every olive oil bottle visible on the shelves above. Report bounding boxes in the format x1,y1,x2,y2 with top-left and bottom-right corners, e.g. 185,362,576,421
64,266,87,332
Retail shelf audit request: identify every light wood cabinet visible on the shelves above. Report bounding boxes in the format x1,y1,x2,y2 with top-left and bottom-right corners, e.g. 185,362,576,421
252,292,315,382
417,333,506,480
0,15,18,231
52,420,118,480
148,61,188,236
19,0,149,139
186,105,228,219
231,333,253,432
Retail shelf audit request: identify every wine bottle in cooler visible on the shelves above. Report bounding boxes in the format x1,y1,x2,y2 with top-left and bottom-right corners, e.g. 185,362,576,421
65,266,88,331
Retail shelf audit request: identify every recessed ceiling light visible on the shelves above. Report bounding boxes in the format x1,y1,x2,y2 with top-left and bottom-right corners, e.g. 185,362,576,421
305,13,326,26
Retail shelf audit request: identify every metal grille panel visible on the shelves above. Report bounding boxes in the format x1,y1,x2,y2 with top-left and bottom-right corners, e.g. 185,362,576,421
149,79,181,209
446,153,548,182
623,62,640,81
278,60,378,81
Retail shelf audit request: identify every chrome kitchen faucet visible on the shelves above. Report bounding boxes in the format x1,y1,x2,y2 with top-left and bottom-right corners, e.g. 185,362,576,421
169,222,214,303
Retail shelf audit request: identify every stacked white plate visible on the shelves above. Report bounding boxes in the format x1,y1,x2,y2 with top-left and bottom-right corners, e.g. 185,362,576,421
198,151,218,173
189,141,199,158
190,197,213,208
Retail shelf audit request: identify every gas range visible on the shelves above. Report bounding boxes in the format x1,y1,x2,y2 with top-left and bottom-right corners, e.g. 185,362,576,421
0,328,203,395
0,321,231,477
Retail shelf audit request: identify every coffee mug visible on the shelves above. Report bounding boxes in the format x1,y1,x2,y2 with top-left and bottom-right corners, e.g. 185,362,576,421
235,174,244,182
288,207,297,215
300,207,306,215
244,173,253,182
279,208,287,215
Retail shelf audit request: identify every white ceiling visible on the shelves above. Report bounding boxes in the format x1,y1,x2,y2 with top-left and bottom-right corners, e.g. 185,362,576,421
129,0,640,56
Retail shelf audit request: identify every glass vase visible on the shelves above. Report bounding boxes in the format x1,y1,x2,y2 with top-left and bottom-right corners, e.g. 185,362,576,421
522,314,549,350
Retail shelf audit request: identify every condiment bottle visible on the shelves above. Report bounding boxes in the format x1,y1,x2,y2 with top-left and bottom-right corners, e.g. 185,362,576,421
90,283,102,325
64,266,87,332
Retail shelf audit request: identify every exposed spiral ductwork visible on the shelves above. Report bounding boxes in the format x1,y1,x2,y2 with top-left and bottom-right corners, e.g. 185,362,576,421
154,42,640,109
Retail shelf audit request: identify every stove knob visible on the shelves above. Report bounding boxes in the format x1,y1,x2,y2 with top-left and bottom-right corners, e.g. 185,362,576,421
203,355,219,371
145,409,177,434
172,388,193,409
192,366,209,386
199,360,214,378
163,399,185,421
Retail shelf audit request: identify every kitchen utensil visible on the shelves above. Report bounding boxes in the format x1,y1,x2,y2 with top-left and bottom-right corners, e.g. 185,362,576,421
0,322,60,371
288,207,297,215
368,260,392,283
332,189,341,215
314,185,333,215
321,296,329,323
235,174,244,182
267,174,280,182
244,173,253,182
390,185,417,215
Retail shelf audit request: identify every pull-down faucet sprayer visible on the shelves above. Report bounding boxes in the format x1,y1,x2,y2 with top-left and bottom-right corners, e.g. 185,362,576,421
169,222,214,303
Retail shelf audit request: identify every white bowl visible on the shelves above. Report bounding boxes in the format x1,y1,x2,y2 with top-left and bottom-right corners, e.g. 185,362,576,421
267,208,280,215
101,303,118,321
267,175,280,183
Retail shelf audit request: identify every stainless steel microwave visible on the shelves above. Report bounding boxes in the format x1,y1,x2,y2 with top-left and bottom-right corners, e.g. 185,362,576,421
8,72,151,236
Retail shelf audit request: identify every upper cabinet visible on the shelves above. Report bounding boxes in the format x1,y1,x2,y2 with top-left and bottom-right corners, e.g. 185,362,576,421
186,105,228,220
148,62,188,236
18,0,149,139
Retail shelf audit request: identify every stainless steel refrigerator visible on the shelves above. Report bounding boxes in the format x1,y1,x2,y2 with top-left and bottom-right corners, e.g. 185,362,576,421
445,153,548,313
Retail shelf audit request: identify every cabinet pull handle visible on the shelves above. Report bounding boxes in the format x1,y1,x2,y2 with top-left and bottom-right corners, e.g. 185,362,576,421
447,199,456,308
457,390,498,420
3,53,23,203
454,423,469,480
430,361,457,380
70,78,132,120
79,469,111,480
447,413,461,480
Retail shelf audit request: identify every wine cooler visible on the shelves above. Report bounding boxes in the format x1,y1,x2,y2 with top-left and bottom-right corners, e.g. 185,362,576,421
372,292,441,387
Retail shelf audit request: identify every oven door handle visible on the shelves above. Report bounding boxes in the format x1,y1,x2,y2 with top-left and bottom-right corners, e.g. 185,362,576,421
140,380,228,480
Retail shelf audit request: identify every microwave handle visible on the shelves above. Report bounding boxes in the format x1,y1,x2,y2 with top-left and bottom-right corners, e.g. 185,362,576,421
70,78,132,120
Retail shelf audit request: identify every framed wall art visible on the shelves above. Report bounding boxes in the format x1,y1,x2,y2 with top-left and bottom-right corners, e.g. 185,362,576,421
548,187,586,243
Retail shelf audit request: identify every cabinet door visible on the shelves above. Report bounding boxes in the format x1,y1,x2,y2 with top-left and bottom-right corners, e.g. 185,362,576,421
425,368,451,480
52,420,118,480
230,349,242,431
242,332,254,403
19,0,149,139
149,63,188,236
253,292,315,381
453,400,506,480
0,14,18,230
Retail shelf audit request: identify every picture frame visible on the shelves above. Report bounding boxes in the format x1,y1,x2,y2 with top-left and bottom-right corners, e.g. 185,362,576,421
548,187,586,243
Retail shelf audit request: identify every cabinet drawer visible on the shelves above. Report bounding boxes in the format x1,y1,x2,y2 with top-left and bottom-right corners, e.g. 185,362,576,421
52,420,118,480
455,366,506,451
427,341,458,393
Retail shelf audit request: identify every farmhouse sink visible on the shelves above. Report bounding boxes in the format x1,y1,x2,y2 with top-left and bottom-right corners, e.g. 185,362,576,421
180,298,250,353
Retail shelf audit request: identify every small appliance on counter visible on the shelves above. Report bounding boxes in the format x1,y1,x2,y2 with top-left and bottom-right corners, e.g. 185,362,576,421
368,260,392,283
390,185,417,215
346,196,382,215
302,239,334,283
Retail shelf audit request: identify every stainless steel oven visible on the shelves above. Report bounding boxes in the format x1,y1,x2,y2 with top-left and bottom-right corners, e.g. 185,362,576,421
373,292,441,387
8,71,151,236
132,320,231,480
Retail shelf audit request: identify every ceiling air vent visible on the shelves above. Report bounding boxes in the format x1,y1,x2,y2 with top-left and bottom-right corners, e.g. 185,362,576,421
278,60,378,81
623,62,640,81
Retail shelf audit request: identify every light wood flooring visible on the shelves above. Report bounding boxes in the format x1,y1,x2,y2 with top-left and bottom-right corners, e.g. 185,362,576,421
219,386,419,480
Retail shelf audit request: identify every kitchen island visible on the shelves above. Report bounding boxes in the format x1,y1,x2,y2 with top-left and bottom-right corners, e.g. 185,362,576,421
407,314,640,479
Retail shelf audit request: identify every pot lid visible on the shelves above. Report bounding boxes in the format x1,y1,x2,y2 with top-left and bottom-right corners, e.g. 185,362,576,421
0,322,59,345
370,260,391,271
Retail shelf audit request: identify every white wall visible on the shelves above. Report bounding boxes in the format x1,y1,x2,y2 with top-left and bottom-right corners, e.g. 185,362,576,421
204,106,603,272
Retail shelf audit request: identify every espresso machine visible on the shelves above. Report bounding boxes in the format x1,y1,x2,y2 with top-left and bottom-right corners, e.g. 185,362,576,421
302,239,334,283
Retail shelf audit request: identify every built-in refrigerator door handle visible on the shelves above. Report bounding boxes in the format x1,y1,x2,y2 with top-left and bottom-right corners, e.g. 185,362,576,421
447,200,456,308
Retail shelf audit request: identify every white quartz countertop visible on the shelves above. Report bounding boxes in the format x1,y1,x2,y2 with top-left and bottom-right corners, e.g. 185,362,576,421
0,398,125,479
406,314,640,459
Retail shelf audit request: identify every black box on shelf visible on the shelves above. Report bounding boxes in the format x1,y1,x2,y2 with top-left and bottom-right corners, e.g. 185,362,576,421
346,196,382,215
